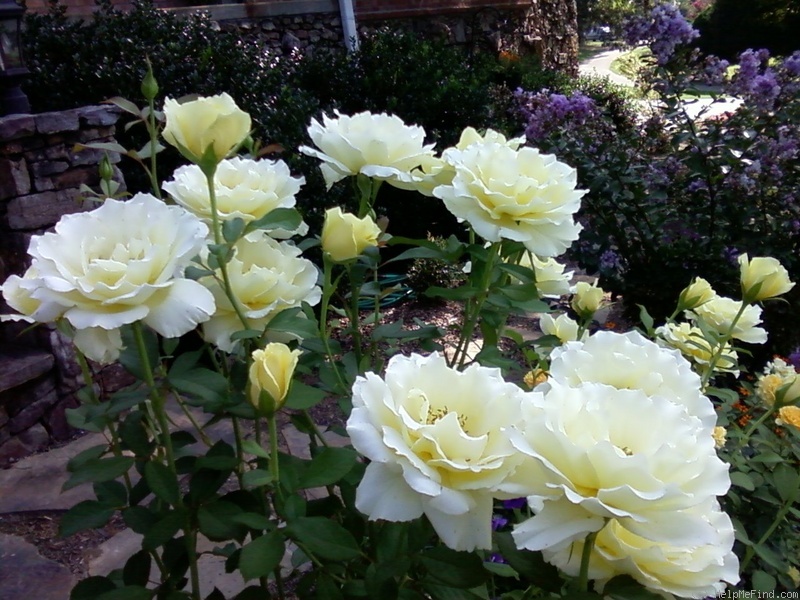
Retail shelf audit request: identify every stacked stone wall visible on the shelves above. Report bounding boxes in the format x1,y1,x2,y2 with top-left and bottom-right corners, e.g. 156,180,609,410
0,105,124,466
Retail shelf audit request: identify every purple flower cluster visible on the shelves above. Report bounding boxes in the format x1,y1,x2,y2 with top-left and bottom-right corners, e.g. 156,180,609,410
514,89,600,142
728,49,781,112
624,4,700,65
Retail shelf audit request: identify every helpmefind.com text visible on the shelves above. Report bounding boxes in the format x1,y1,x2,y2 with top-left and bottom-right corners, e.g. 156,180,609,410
717,592,799,599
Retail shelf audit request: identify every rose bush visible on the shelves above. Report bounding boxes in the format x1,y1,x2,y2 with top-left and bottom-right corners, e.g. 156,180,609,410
3,70,799,599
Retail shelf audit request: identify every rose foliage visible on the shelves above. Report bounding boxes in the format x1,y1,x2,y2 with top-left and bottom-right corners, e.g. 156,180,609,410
2,58,799,600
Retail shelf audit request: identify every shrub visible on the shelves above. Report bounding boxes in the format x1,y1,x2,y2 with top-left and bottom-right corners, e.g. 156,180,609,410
515,6,800,361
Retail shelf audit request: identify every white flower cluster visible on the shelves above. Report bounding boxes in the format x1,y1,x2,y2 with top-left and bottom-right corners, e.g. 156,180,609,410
347,331,739,598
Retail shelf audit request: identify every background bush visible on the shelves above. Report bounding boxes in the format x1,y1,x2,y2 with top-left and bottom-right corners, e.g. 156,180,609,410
694,0,800,59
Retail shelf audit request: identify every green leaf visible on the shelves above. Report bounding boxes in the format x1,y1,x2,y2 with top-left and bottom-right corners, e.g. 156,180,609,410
772,463,800,503
238,531,285,581
422,583,488,600
119,411,153,457
241,439,270,460
730,471,756,491
493,532,561,591
426,285,478,301
244,208,302,235
123,551,152,587
752,570,777,592
94,480,128,507
284,381,328,410
70,576,116,600
299,447,359,489
637,304,654,334
142,510,186,551
168,367,229,404
123,506,160,534
265,307,319,340
95,586,153,600
144,461,181,506
104,96,142,116
419,546,486,588
60,500,115,537
63,456,135,491
604,575,664,599
284,517,362,562
222,218,246,244
242,469,273,490
119,326,159,380
198,501,245,541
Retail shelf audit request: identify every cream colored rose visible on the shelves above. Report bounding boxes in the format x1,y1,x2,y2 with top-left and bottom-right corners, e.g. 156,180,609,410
402,127,527,197
678,277,716,310
519,254,573,298
0,194,214,363
571,280,604,318
738,253,794,303
509,381,730,552
538,313,585,344
688,296,767,344
249,343,301,415
163,157,305,234
162,93,251,165
346,352,533,551
200,233,321,352
544,330,719,431
541,504,739,598
321,207,381,262
656,322,739,378
299,110,436,190
433,143,584,257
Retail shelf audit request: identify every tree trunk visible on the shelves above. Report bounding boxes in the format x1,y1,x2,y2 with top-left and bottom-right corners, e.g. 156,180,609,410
523,0,580,76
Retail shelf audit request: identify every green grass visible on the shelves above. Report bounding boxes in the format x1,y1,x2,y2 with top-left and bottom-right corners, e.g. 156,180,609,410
578,41,609,63
610,46,651,80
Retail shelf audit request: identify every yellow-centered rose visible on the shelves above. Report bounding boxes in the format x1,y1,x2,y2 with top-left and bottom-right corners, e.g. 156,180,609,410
162,93,251,166
321,207,381,262
777,405,800,429
249,343,301,416
738,254,794,303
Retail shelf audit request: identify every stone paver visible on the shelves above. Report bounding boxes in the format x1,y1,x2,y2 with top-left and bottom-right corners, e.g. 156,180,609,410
0,533,74,600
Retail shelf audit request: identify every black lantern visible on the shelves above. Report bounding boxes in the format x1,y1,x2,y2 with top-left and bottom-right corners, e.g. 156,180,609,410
0,0,30,116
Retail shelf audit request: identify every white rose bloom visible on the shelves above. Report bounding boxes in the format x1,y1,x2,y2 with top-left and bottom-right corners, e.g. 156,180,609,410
509,381,730,552
544,331,717,431
163,157,307,237
299,110,437,190
688,296,767,344
656,322,739,377
346,352,533,552
433,143,584,257
542,503,739,599
1,194,214,363
522,254,573,298
538,313,586,344
200,233,321,352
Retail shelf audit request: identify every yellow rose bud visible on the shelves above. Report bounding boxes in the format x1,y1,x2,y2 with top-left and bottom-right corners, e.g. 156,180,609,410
776,405,800,430
523,368,548,389
162,93,251,167
249,343,301,416
738,254,794,303
788,566,800,588
571,280,604,318
712,426,727,449
678,277,716,310
321,207,381,263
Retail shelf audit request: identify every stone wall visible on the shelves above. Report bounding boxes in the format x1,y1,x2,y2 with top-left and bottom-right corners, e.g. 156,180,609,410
0,105,125,467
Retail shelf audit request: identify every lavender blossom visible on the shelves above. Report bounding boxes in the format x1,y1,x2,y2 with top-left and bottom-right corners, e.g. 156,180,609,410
624,4,699,65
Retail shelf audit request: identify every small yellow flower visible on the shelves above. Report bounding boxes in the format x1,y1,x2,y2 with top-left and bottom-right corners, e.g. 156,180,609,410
756,373,784,407
712,426,727,449
571,280,604,318
788,566,800,588
523,369,548,389
776,405,800,430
